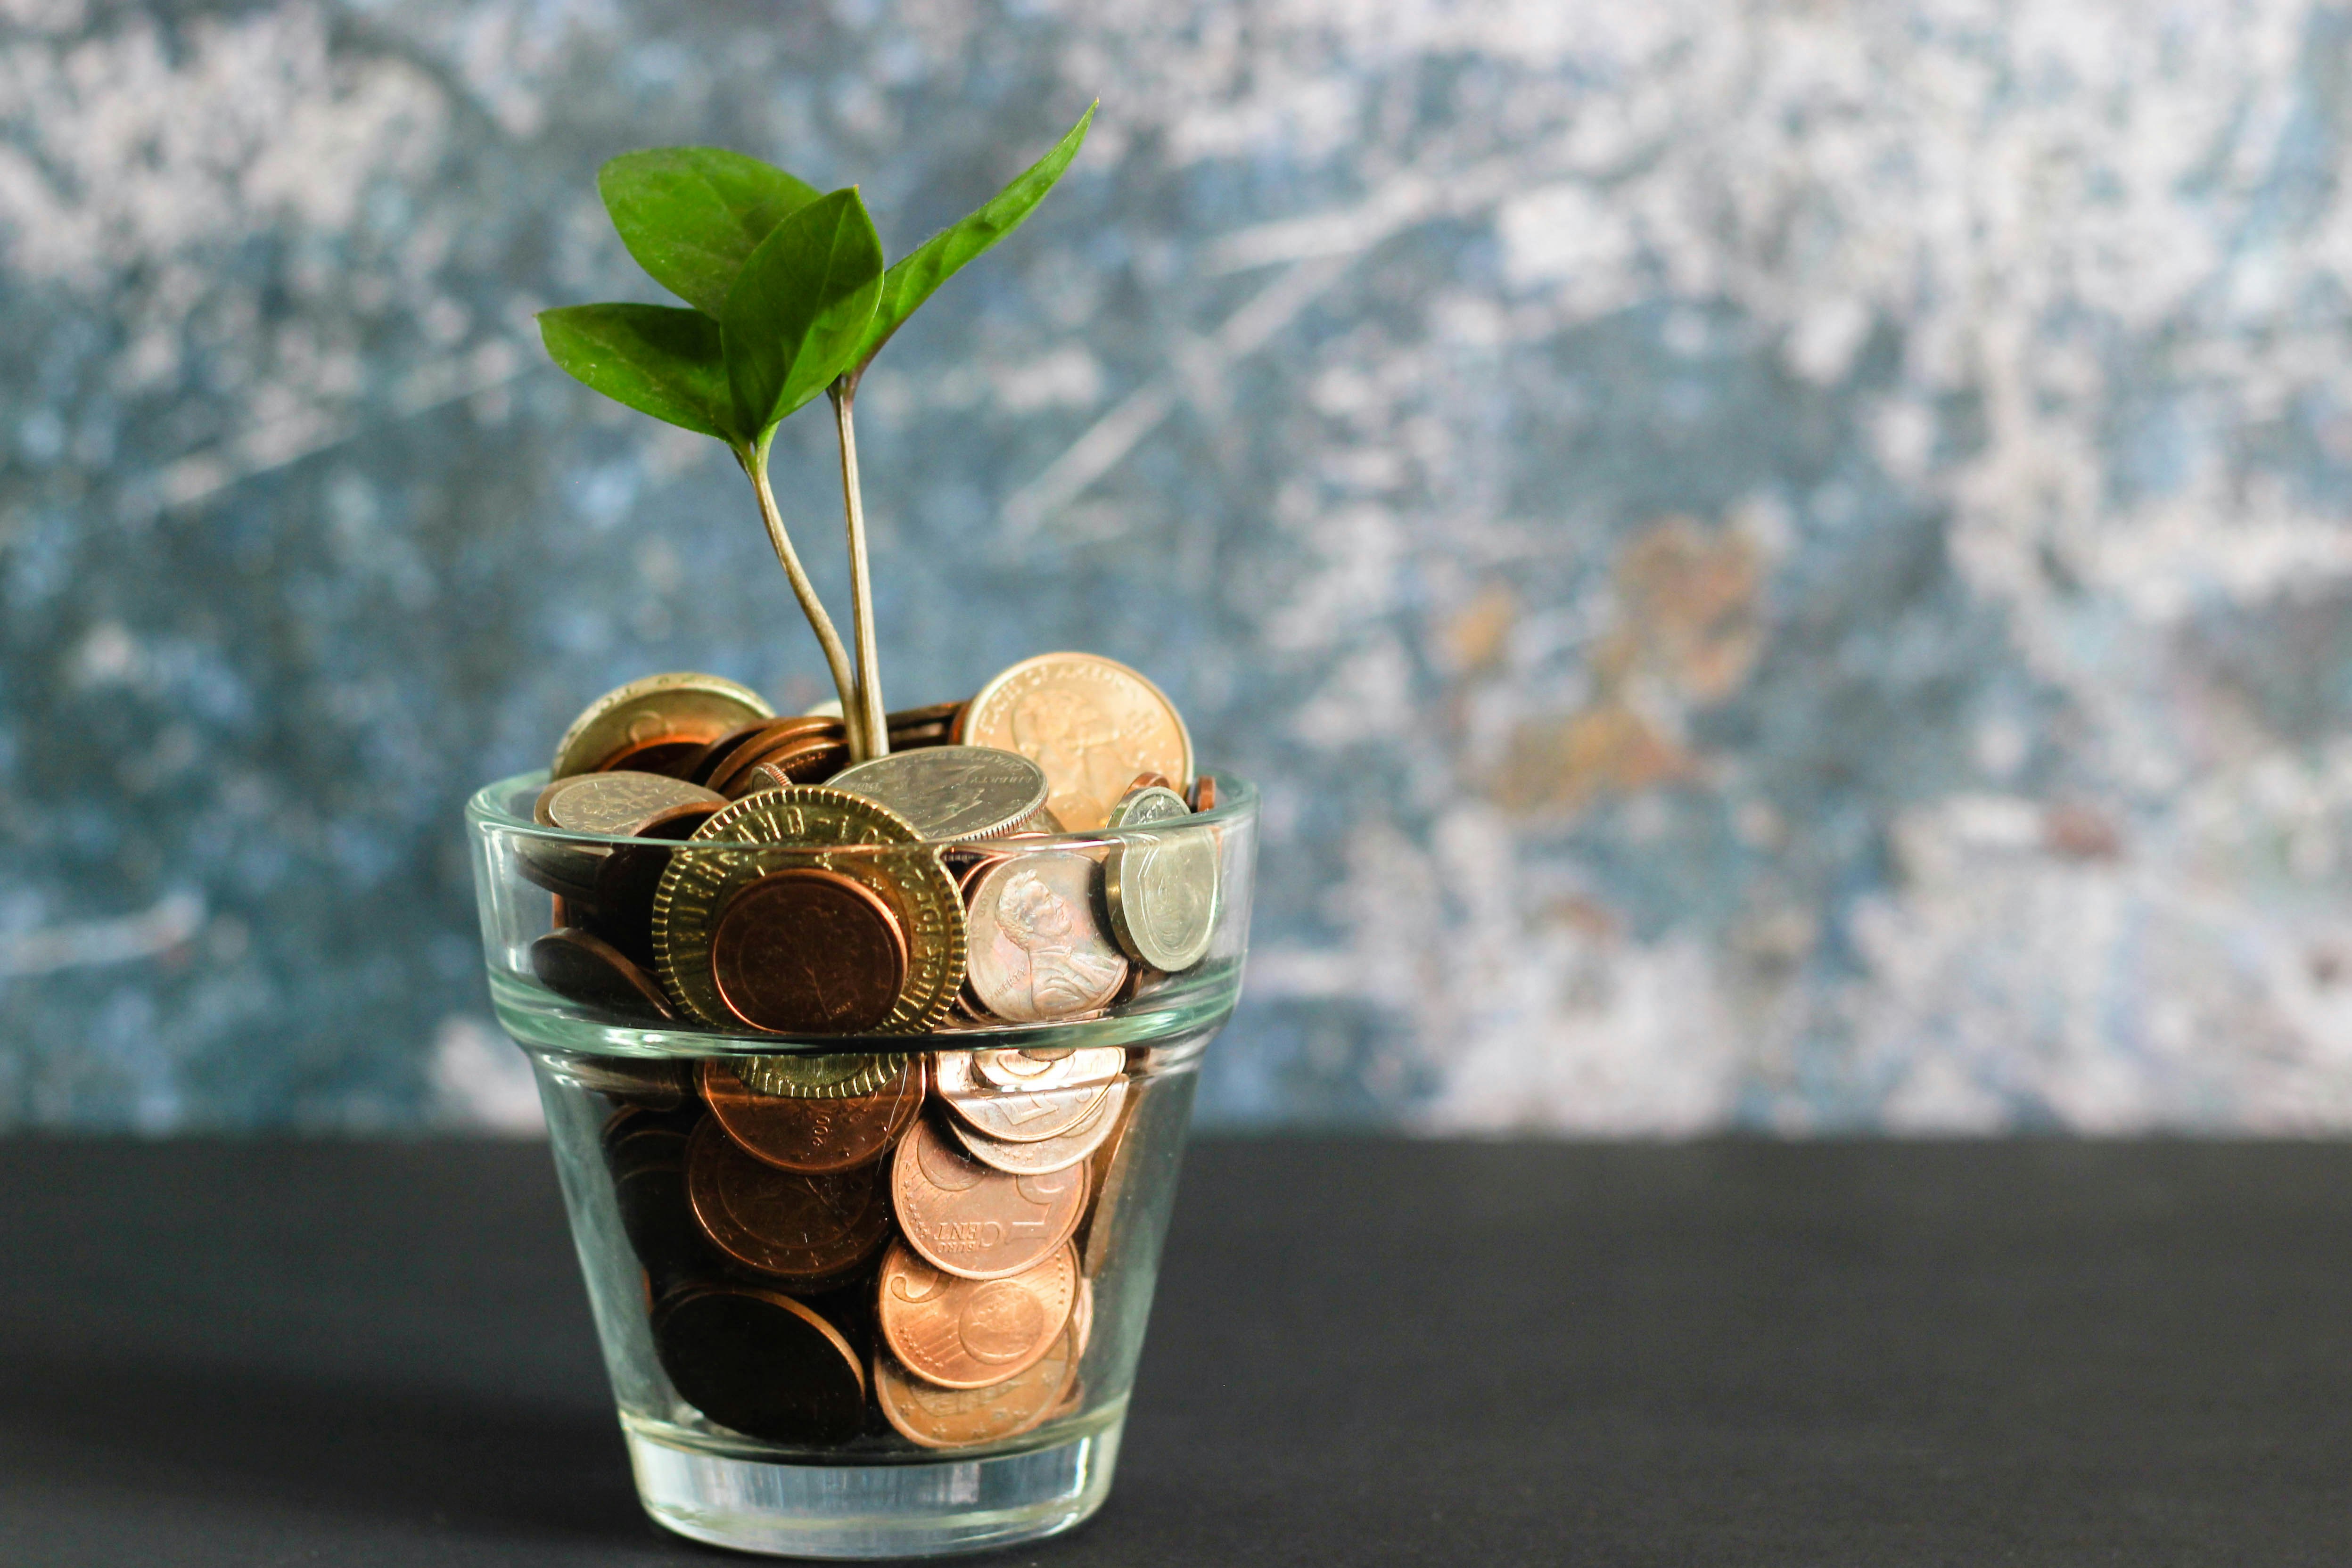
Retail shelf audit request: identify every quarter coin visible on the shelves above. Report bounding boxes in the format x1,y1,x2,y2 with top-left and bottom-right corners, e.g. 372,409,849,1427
551,673,773,780
699,1054,925,1174
891,1116,1087,1281
873,1322,1079,1449
954,653,1192,830
875,1238,1077,1390
830,746,1050,843
946,1078,1129,1177
962,851,1128,1023
1102,812,1220,973
653,1284,866,1444
685,1118,895,1282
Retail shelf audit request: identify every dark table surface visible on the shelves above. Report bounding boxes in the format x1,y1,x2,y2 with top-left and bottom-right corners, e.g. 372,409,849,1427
1,1138,2346,1566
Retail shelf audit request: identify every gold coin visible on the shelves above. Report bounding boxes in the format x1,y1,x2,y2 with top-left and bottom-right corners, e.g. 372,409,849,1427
651,787,963,1034
551,673,773,780
954,654,1192,831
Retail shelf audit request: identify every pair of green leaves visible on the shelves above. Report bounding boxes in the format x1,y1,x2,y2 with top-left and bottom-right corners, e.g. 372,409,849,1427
539,105,1095,448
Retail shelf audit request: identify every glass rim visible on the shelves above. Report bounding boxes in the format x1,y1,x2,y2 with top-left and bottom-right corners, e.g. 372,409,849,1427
465,766,1257,853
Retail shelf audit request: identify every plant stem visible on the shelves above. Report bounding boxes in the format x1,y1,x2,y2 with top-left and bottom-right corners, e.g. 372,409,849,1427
831,382,888,762
739,438,860,747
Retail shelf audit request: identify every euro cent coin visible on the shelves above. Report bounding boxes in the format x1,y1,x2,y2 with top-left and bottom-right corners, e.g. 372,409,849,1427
890,1115,1088,1281
876,1238,1077,1390
708,868,908,1035
653,1284,866,1444
684,1117,895,1282
698,1054,925,1174
873,1321,1079,1449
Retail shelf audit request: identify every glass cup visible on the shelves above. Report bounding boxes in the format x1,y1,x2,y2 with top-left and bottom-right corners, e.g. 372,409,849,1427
465,771,1255,1558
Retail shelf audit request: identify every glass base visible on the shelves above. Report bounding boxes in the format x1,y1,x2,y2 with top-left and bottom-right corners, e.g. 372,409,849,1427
625,1419,1124,1559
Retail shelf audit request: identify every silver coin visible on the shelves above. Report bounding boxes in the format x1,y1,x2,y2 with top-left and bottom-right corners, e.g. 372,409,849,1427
946,1078,1129,1176
936,1061,1115,1144
539,771,726,836
961,851,1129,1023
1102,813,1219,973
831,746,1050,843
964,1046,1125,1094
1105,785,1190,828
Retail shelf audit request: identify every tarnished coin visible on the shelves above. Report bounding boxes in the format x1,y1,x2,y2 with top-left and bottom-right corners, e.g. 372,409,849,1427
699,1054,924,1174
874,1322,1079,1449
1102,810,1219,974
730,1053,910,1100
654,1284,866,1444
963,1046,1126,1095
653,788,964,1034
705,717,844,796
876,1238,1077,1390
552,673,773,780
891,1116,1088,1281
935,1051,1116,1145
530,927,674,1019
946,1077,1129,1177
537,772,729,836
548,1051,689,1108
830,746,1052,844
954,654,1192,831
962,851,1129,1023
685,1118,895,1282
709,869,908,1035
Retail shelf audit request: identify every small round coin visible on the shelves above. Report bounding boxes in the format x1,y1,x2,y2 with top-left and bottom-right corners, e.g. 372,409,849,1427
876,1238,1077,1390
873,1322,1079,1449
530,927,675,1019
551,673,774,780
708,868,909,1035
891,1116,1088,1281
946,1077,1129,1177
653,1284,866,1444
699,1054,925,1174
962,851,1129,1023
1191,775,1217,812
685,1118,895,1282
829,746,1052,843
1104,784,1191,830
653,788,964,1034
934,1053,1116,1145
1102,814,1220,973
954,654,1192,831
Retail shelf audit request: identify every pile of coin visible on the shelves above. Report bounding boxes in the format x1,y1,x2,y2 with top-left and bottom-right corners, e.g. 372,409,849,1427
524,651,1223,1451
520,652,1224,1037
592,1043,1143,1449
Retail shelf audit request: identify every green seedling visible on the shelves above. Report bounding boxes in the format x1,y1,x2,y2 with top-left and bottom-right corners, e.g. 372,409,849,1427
539,105,1096,762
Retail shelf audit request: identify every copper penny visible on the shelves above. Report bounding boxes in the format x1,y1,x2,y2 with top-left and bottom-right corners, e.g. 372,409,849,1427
705,717,845,795
961,851,1128,1023
686,1118,894,1282
530,927,674,1019
954,654,1192,831
708,868,908,1035
699,1054,924,1174
653,1284,866,1445
1190,775,1217,812
946,1078,1129,1177
1123,772,1175,796
876,1238,1077,1390
873,1322,1078,1449
890,1116,1087,1281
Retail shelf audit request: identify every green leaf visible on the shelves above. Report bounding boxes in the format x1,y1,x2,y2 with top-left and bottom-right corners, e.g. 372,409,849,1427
537,303,736,440
599,148,823,318
721,188,885,435
846,102,1095,382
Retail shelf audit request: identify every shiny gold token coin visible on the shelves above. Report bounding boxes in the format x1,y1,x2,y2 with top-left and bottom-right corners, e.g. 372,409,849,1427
731,1053,910,1100
551,672,773,780
954,653,1192,831
651,787,963,1034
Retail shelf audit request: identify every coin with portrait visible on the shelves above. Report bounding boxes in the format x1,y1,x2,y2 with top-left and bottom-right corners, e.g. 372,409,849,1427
954,654,1192,831
962,850,1128,1024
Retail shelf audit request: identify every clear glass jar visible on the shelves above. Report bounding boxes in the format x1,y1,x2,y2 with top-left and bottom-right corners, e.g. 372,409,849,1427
466,771,1254,1558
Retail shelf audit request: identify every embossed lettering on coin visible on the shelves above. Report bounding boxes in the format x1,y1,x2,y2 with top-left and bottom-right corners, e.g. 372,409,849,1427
955,653,1192,831
962,851,1128,1023
876,1238,1077,1390
891,1116,1087,1281
874,1322,1079,1449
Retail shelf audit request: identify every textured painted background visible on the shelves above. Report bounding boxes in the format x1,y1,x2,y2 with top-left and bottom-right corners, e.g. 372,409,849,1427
6,0,2352,1133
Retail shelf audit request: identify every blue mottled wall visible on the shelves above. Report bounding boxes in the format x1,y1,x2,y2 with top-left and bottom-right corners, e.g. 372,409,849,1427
6,0,2352,1133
